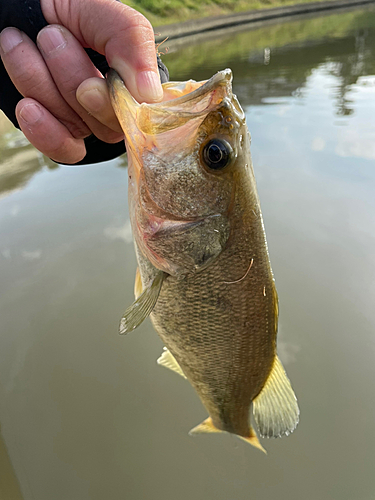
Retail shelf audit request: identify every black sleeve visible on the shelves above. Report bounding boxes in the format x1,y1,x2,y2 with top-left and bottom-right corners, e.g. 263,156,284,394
0,0,169,165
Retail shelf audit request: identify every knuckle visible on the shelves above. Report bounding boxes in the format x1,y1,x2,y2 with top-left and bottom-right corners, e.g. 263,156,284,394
125,26,155,51
49,140,85,164
61,118,91,139
13,66,41,92
47,142,68,161
120,16,154,49
94,129,123,144
50,71,79,95
125,10,153,32
5,46,45,87
48,144,65,160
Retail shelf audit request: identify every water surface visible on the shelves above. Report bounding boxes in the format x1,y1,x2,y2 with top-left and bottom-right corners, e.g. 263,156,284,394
1,6,375,499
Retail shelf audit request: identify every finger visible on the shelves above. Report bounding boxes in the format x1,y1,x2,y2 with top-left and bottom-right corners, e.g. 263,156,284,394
37,25,123,143
41,0,163,103
76,77,122,133
16,98,86,164
0,27,90,139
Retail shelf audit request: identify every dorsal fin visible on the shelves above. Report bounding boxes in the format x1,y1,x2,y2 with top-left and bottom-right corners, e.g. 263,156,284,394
157,348,187,379
253,356,299,438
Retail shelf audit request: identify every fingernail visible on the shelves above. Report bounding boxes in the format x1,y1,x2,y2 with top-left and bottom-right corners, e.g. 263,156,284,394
19,103,42,125
37,26,67,55
136,71,163,102
0,28,23,54
77,88,104,113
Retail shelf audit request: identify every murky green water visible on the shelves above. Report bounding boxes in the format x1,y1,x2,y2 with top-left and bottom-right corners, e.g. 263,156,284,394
1,6,375,500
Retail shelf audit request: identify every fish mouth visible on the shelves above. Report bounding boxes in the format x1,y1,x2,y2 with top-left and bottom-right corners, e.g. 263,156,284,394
106,68,240,154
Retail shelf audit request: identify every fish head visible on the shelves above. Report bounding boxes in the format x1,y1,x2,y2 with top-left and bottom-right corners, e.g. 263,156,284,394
108,69,249,276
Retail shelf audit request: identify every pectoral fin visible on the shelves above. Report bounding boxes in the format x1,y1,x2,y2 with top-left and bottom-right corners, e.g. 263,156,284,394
253,356,299,438
157,348,187,378
189,417,266,454
119,271,165,335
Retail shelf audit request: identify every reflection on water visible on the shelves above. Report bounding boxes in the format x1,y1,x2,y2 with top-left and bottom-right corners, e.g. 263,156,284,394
1,6,375,500
0,113,57,200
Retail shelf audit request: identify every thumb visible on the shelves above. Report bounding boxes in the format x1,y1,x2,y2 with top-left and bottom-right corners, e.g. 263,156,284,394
41,0,163,103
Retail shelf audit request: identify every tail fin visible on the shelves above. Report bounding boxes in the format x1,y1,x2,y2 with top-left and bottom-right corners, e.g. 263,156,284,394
189,417,266,454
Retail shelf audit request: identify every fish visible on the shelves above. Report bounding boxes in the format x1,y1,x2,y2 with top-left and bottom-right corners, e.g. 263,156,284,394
107,68,299,453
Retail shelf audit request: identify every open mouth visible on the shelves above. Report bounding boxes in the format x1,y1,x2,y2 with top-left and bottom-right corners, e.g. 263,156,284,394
106,68,234,139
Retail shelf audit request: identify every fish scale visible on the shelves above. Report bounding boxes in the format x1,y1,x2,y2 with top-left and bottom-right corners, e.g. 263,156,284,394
148,186,276,437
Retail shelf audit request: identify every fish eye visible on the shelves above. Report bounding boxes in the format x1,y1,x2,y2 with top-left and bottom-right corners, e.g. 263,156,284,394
202,139,232,170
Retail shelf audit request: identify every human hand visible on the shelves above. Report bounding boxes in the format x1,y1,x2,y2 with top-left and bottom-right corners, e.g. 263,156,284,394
0,0,163,164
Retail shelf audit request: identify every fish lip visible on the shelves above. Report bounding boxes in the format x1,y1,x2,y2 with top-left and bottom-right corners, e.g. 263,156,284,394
106,68,235,132
107,68,233,108
149,68,233,109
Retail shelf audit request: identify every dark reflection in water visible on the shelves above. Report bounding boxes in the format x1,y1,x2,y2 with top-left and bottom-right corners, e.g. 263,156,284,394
165,5,375,117
0,6,375,500
0,120,58,199
236,33,375,116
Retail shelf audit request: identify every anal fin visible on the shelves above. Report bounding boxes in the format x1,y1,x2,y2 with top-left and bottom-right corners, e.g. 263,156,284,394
157,348,187,379
119,271,165,335
189,417,267,454
238,426,267,454
253,355,299,438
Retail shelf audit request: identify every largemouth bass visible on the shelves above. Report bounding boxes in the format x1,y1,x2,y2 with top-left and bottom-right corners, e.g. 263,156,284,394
107,69,299,452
